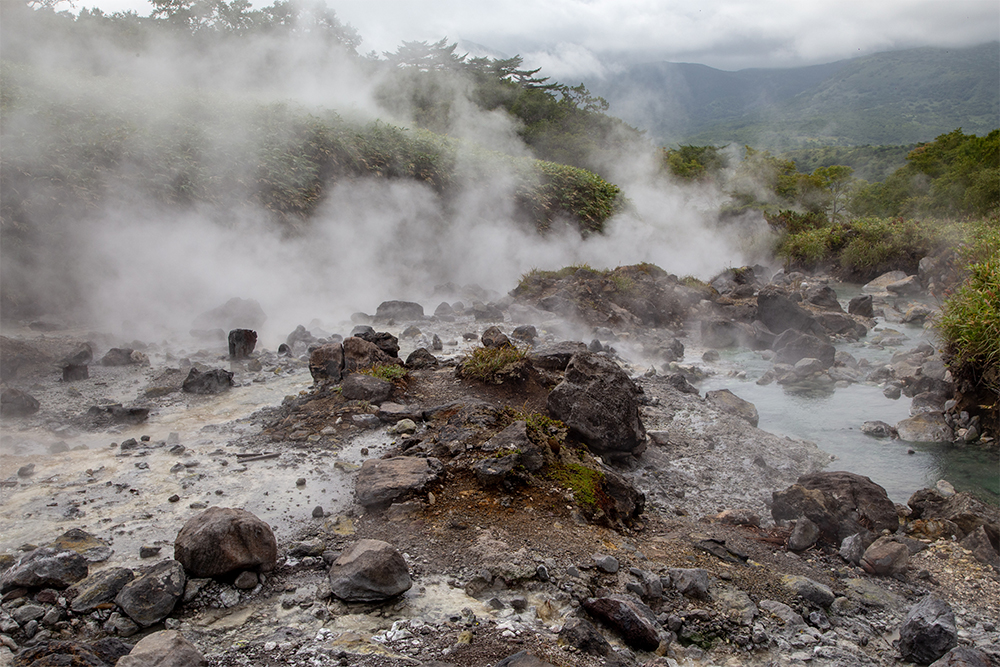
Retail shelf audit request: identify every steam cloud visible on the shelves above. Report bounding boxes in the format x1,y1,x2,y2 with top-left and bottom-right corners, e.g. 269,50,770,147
1,7,771,346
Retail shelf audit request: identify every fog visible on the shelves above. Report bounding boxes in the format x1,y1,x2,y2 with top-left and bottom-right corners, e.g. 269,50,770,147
0,5,772,346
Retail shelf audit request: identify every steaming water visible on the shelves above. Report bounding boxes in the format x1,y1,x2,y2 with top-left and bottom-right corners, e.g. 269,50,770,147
698,308,999,506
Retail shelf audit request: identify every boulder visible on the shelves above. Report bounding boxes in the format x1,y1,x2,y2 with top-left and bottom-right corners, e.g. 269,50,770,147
309,343,344,383
929,647,995,667
481,326,512,349
861,537,909,576
62,363,89,381
48,528,113,562
582,595,662,651
960,526,1000,572
528,341,588,371
598,466,646,525
343,337,396,372
87,404,149,425
227,329,257,359
781,574,835,607
341,373,394,404
669,568,710,599
900,596,958,665
862,420,897,438
353,329,400,358
897,413,954,442
0,547,88,592
0,388,40,417
705,389,759,426
848,294,875,317
473,454,521,487
772,471,898,545
405,348,438,369
192,297,266,331
886,274,923,296
757,287,818,334
804,284,843,311
511,325,537,342
863,271,907,293
100,348,148,366
355,457,443,509
773,330,835,367
547,352,646,459
328,539,412,602
557,617,622,662
174,507,277,577
116,630,207,667
482,421,546,472
11,639,132,667
115,559,186,627
69,567,135,613
181,367,233,394
374,300,424,322
814,312,868,338
788,515,820,551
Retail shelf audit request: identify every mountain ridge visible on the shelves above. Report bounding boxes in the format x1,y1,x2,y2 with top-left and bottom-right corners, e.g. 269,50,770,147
589,42,1000,149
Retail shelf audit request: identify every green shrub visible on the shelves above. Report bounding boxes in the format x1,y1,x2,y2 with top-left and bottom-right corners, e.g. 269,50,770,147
360,363,408,385
458,345,529,384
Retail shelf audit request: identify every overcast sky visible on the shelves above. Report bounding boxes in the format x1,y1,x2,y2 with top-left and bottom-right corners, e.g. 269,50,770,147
79,0,1000,78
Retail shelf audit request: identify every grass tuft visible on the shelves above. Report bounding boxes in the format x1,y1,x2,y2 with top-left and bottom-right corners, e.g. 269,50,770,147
458,345,530,384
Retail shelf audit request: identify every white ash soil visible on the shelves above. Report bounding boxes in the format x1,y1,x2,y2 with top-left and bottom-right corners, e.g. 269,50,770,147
1,312,998,667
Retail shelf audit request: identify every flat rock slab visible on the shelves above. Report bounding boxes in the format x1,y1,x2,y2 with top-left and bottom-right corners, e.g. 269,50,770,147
117,630,207,667
897,413,954,443
582,595,662,651
355,457,443,508
705,388,759,426
115,559,185,627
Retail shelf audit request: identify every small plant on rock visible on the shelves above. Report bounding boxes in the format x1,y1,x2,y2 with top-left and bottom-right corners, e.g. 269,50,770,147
458,345,530,384
361,363,408,386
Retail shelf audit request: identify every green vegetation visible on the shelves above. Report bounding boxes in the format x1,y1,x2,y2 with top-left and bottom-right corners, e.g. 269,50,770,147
661,144,728,182
851,129,1000,219
547,461,604,509
938,220,1000,402
360,363,408,385
775,217,965,279
458,345,530,384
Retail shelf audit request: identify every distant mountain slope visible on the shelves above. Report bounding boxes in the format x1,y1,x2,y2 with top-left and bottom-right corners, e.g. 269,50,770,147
592,42,999,149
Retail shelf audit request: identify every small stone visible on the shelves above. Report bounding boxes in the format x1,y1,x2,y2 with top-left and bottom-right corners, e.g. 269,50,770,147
296,478,306,487
234,571,258,590
312,506,325,518
139,546,161,559
168,494,180,503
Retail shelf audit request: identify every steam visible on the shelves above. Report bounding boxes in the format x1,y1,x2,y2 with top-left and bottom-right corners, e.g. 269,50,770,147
1,6,771,346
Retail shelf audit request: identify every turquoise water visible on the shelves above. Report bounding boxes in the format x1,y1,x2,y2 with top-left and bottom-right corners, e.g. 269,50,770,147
698,320,999,506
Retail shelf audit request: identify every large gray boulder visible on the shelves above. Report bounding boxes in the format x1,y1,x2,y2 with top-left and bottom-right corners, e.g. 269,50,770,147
117,630,207,667
897,413,954,442
115,560,186,627
528,341,588,371
547,352,646,460
900,596,958,665
773,330,835,368
182,367,233,394
328,539,412,602
174,507,277,577
772,471,898,545
343,336,396,372
309,343,344,383
1,388,40,417
374,300,424,322
341,373,394,404
354,457,443,509
0,547,89,592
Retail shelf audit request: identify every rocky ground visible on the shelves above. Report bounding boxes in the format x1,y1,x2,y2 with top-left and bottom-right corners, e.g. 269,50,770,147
1,263,998,667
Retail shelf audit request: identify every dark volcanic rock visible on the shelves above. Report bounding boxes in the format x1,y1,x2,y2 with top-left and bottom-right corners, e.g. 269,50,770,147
547,352,646,459
69,567,136,613
354,329,401,358
99,348,144,366
341,373,394,404
63,363,89,381
87,404,150,425
701,319,741,348
757,287,818,334
12,638,132,667
557,617,622,662
309,343,344,383
928,647,995,667
0,547,89,592
405,347,438,369
174,507,277,577
900,596,958,665
773,330,836,368
182,367,233,394
48,528,113,562
115,559,186,627
582,595,662,651
804,284,843,311
343,337,396,372
861,537,910,576
228,329,257,359
374,300,424,322
494,651,556,667
772,472,898,545
481,325,512,349
848,294,875,317
528,341,588,371
355,457,443,508
328,539,412,602
1,388,40,417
